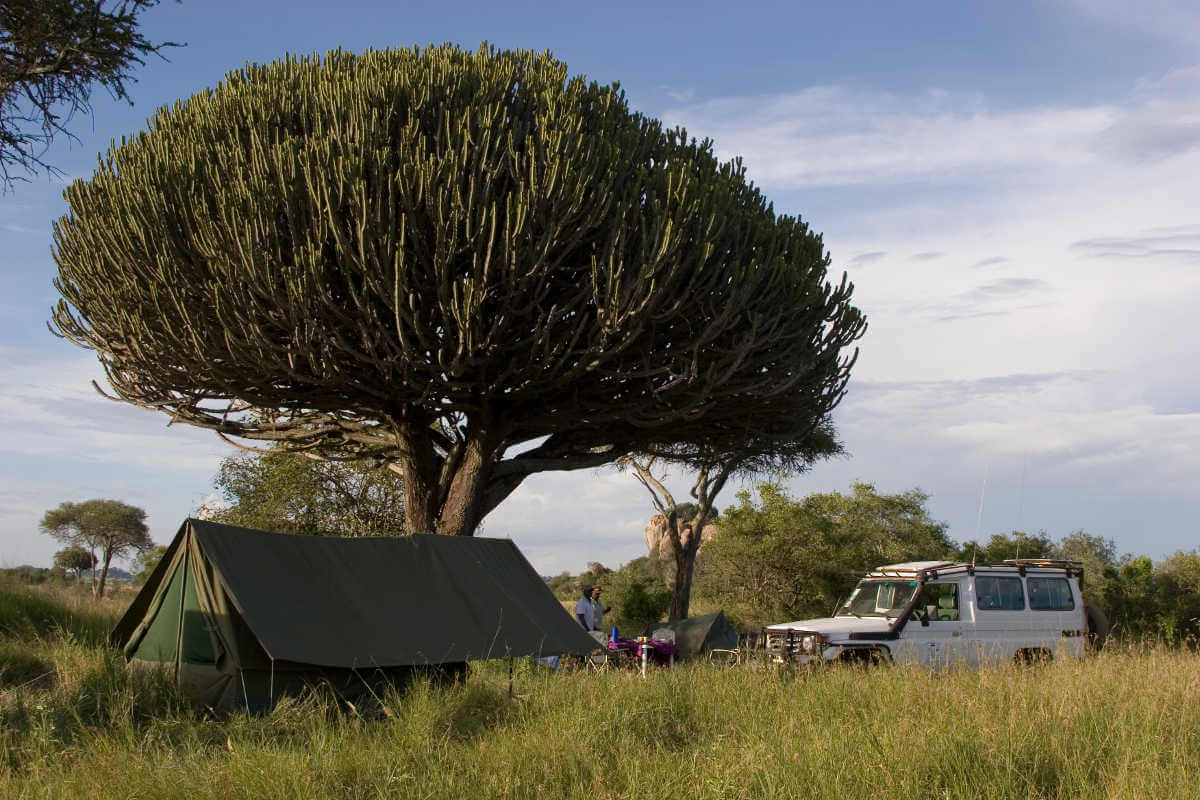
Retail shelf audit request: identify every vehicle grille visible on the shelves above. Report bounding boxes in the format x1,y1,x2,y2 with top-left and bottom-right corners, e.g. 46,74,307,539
764,629,825,659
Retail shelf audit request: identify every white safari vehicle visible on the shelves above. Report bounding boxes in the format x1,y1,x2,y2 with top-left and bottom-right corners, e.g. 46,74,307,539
764,559,1104,667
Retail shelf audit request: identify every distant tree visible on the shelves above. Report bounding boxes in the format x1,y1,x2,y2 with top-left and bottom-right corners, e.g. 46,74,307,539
52,544,95,578
5,565,50,584
0,0,181,188
603,557,672,634
698,482,954,626
547,571,575,600
957,530,1054,564
133,543,167,582
39,499,151,596
207,449,405,536
1153,550,1200,642
49,44,865,540
624,459,735,621
1052,530,1118,607
1105,555,1162,639
626,423,841,620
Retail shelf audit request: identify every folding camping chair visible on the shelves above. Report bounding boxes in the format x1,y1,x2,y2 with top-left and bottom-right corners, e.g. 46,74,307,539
708,648,740,666
708,630,760,666
587,630,611,672
586,652,611,672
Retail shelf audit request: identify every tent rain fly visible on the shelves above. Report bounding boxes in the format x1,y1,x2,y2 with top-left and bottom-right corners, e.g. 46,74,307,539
112,519,598,710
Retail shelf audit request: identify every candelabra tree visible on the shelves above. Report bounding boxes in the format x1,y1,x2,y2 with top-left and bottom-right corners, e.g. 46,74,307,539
51,44,866,537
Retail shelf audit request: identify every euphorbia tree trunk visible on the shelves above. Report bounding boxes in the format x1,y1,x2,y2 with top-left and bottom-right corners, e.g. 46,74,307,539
389,420,615,535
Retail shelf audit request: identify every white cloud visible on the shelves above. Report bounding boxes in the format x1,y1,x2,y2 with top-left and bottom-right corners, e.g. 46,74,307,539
663,87,1114,189
846,372,1200,490
485,469,663,574
657,67,1200,558
0,346,227,473
0,345,232,567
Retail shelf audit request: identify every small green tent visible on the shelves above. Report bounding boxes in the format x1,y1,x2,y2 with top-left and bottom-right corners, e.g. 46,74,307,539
112,519,598,710
642,611,739,659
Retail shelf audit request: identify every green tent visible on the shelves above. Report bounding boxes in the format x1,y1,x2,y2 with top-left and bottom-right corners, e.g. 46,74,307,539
642,611,739,659
112,519,598,711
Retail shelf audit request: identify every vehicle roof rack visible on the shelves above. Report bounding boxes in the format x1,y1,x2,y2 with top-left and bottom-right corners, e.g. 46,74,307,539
1001,558,1084,570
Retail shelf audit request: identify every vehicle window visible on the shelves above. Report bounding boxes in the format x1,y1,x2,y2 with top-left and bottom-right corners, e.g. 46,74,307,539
839,580,919,618
975,576,1025,611
915,582,959,621
1028,577,1074,610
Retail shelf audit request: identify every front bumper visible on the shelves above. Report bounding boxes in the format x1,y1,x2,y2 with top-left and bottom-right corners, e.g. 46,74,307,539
763,628,831,662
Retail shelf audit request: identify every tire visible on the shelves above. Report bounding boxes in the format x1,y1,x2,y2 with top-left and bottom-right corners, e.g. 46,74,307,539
838,647,887,667
1084,604,1110,652
1013,648,1052,665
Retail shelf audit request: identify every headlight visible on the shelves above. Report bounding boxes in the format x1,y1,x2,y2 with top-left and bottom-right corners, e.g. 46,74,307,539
764,629,827,658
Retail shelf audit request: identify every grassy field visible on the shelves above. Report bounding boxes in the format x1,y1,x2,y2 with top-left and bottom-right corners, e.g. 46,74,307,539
3,578,1200,799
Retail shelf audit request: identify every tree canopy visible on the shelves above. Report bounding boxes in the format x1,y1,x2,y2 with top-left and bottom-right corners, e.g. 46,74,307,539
697,482,954,626
1052,530,1118,606
0,0,179,188
205,449,405,536
50,44,866,537
39,498,151,596
956,530,1055,564
53,544,95,577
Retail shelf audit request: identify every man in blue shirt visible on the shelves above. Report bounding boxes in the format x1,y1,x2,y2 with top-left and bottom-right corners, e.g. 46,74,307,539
575,584,595,630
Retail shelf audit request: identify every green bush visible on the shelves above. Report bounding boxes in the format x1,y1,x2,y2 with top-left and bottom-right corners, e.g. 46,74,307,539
603,557,671,634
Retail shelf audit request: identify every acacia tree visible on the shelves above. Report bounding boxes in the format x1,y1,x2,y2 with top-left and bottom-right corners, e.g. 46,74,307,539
627,459,729,621
0,0,180,187
205,449,405,536
40,499,152,596
53,544,96,578
625,423,840,619
50,45,866,539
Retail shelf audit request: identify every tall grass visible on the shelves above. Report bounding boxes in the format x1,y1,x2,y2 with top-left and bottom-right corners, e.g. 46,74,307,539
3,580,1199,799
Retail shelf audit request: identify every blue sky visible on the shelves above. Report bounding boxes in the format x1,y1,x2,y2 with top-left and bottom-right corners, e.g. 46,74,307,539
3,0,1199,573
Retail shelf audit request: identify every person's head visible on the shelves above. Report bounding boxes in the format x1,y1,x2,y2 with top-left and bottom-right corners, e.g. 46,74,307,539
591,585,602,600
581,584,592,598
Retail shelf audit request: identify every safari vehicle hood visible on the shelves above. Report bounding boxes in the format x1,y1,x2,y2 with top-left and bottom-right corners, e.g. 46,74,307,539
764,616,895,638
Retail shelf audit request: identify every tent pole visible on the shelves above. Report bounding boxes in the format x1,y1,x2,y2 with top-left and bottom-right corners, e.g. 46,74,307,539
239,668,250,710
269,657,275,711
508,656,513,698
173,549,189,684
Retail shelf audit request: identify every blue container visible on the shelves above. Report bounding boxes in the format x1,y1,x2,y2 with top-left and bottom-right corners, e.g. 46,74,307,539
610,627,619,642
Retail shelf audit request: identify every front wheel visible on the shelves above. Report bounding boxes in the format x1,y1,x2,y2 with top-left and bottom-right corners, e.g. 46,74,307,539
837,647,888,667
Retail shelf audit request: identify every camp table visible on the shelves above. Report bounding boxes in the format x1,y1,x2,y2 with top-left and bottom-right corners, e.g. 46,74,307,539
607,636,678,675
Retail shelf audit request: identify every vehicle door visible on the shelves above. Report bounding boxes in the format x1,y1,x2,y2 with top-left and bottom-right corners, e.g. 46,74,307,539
1026,574,1082,657
900,580,970,668
969,573,1028,663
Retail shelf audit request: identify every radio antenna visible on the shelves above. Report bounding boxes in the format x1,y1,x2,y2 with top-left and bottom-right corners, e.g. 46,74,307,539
1017,450,1028,533
975,464,989,542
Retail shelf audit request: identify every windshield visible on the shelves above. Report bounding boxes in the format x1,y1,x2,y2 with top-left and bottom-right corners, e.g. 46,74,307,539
838,580,920,619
